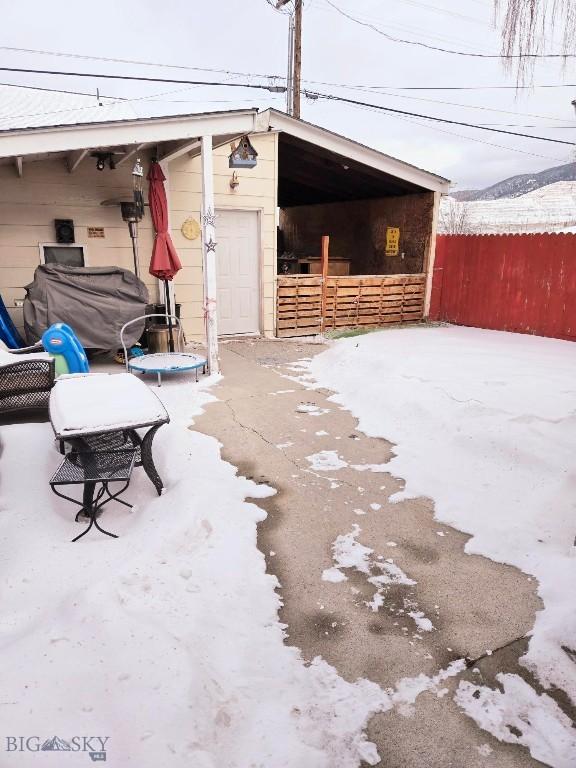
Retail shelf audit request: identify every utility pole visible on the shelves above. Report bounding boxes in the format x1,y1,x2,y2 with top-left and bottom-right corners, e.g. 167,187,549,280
293,0,302,118
277,0,302,118
286,12,295,115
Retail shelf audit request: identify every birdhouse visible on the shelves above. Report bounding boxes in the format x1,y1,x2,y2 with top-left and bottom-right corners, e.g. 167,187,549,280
229,136,258,169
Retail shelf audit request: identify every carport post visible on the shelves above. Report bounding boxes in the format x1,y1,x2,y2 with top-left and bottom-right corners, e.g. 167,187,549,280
201,135,220,375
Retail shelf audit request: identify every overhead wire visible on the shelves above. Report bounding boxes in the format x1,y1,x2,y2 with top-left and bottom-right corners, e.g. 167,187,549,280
0,66,574,146
333,99,568,163
322,0,576,58
0,80,123,99
304,88,576,145
2,44,576,90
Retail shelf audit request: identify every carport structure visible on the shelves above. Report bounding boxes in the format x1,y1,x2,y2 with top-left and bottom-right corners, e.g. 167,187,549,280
264,111,450,336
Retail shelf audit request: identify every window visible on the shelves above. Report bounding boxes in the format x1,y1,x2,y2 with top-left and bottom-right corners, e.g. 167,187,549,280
40,244,86,268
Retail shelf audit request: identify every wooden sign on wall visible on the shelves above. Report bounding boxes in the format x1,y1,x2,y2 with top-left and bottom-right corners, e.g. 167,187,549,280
385,227,400,256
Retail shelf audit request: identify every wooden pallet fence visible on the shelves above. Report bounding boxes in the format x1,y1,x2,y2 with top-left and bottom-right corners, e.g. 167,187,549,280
276,274,426,337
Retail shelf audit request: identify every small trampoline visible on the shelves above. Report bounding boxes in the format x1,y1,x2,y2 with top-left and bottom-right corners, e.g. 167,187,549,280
121,314,207,386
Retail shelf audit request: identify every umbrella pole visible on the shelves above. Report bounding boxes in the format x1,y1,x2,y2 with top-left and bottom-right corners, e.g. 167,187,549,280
164,280,175,353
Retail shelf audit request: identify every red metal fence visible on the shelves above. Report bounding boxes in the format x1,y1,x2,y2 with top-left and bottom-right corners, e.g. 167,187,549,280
429,234,576,341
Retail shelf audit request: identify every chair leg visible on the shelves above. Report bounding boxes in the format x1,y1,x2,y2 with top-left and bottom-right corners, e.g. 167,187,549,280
140,425,164,496
72,514,95,542
104,484,132,509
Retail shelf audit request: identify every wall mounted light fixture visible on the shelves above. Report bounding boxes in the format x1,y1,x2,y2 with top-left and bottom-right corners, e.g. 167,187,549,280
91,152,116,171
230,171,240,190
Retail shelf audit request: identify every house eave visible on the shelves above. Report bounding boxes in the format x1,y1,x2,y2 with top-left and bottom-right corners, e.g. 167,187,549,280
257,109,451,194
0,108,260,161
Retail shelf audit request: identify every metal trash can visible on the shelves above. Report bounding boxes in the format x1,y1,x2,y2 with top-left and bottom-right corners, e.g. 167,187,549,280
147,324,183,353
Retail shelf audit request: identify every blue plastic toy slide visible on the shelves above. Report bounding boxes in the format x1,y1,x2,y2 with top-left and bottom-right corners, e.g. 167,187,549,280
0,293,25,349
42,323,90,375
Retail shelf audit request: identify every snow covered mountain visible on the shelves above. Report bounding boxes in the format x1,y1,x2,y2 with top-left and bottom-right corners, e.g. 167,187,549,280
439,181,576,234
452,162,576,201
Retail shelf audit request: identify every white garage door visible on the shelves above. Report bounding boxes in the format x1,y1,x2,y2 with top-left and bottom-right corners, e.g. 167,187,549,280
216,209,260,336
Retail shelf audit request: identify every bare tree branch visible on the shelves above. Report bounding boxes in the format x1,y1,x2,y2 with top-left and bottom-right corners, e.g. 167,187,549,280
495,0,576,83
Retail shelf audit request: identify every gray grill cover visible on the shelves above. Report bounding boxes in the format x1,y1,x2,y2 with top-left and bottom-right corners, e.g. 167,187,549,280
24,264,149,350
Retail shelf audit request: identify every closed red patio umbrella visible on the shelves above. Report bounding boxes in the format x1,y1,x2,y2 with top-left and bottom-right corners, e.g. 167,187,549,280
147,160,182,351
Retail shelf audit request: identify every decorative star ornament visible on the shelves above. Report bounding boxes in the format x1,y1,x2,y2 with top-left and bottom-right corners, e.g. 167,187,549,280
202,207,217,228
205,237,217,253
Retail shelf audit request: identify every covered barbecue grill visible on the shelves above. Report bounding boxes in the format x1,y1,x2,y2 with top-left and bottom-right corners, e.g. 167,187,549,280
23,264,149,350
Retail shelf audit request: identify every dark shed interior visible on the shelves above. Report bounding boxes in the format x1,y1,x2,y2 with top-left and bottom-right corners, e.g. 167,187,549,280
277,133,435,276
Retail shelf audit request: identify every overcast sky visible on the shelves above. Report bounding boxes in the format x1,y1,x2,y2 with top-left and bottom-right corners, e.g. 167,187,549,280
0,0,575,190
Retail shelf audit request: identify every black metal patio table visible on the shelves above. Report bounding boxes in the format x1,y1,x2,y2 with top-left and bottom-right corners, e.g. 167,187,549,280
49,373,170,537
50,449,137,541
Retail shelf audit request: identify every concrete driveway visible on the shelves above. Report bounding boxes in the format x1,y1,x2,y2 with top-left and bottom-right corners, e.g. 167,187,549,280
194,338,546,768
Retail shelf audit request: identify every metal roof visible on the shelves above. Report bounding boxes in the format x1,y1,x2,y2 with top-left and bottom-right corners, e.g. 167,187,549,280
0,98,449,192
0,84,137,131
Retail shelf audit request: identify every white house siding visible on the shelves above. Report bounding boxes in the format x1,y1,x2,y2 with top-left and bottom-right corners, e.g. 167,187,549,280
168,131,278,339
0,153,159,335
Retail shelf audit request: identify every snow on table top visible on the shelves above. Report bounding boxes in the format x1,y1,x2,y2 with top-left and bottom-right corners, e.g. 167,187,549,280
49,372,168,437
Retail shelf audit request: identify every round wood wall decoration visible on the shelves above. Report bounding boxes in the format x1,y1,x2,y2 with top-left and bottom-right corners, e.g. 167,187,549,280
181,217,201,240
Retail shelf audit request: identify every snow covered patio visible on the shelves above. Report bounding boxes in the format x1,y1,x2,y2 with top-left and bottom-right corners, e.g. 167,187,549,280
195,326,576,767
0,325,575,766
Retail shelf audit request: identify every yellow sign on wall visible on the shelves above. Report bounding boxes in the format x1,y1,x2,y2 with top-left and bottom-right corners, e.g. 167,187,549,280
385,227,400,256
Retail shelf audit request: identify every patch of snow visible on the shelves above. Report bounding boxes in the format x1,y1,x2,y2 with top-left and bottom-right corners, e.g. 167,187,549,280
0,374,389,767
315,430,330,436
476,743,493,757
307,326,576,709
296,403,330,416
306,451,348,472
390,660,466,717
276,442,294,449
367,592,385,613
351,464,389,473
325,526,416,612
331,524,373,575
455,674,576,767
322,567,348,583
368,560,416,587
407,611,434,632
369,503,382,511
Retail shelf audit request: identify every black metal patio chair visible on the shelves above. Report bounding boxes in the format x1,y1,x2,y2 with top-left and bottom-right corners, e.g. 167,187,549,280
0,344,55,422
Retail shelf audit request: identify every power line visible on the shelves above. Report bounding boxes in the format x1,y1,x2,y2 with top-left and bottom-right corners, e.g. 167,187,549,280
3,43,576,90
0,45,278,81
0,66,285,92
0,80,123,99
317,3,490,53
345,88,573,124
1,65,575,146
392,0,488,26
337,100,568,164
323,0,576,58
305,89,576,145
